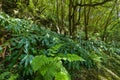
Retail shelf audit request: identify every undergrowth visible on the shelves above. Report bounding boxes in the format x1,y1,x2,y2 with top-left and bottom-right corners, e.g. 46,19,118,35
0,12,120,80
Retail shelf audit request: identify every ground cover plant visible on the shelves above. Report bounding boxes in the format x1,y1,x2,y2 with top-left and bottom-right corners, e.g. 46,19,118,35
0,0,120,80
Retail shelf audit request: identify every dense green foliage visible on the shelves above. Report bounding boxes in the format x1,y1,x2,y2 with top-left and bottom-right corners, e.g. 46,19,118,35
0,0,120,80
0,12,120,80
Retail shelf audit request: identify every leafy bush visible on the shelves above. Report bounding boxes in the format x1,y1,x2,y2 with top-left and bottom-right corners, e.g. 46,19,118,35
0,12,120,80
0,12,84,80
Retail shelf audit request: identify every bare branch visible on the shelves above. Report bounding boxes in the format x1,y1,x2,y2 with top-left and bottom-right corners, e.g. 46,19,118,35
76,0,113,7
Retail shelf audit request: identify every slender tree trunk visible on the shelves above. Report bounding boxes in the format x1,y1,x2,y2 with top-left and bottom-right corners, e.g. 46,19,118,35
102,0,116,41
72,3,76,37
84,0,88,40
77,0,82,25
69,0,72,36
56,0,60,34
0,1,2,11
61,0,64,34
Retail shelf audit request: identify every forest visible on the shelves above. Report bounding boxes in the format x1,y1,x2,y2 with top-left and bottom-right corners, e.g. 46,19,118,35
0,0,120,80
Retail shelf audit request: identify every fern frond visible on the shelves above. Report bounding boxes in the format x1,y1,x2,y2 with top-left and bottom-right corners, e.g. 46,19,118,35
58,54,85,62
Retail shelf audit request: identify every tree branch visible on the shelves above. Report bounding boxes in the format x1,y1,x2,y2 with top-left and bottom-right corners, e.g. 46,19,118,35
76,0,112,7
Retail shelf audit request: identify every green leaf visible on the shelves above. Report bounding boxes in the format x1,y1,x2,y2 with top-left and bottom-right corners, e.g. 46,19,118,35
58,54,85,62
90,53,102,62
55,72,70,80
31,55,52,72
55,67,71,80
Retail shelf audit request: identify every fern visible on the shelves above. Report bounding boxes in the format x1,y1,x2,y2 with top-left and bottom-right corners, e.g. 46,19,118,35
58,54,85,62
55,67,71,80
31,53,83,80
31,55,70,80
31,55,53,72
